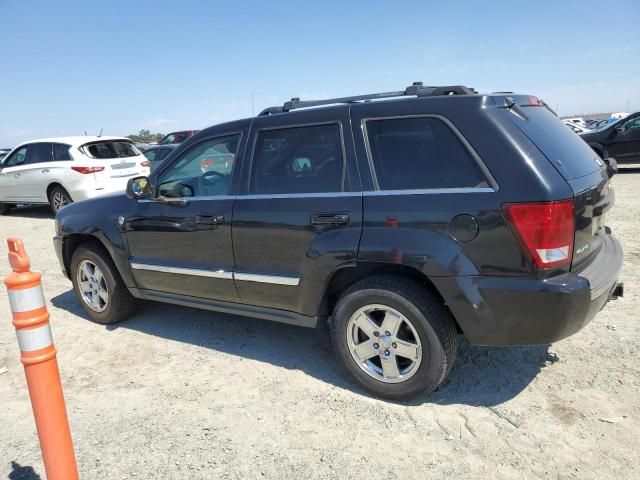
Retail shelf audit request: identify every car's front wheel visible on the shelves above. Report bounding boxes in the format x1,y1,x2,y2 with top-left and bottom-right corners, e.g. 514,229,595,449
70,243,136,324
331,275,458,400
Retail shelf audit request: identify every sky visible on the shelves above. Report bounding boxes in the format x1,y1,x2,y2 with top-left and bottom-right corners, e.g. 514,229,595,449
0,0,639,147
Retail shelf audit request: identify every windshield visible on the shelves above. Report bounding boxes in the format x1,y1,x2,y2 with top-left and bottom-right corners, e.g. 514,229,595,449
81,141,141,159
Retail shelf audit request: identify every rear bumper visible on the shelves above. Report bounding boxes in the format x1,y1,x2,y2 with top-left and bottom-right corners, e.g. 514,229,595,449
434,233,623,346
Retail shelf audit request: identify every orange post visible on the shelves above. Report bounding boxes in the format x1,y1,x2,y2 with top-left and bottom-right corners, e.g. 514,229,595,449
4,237,79,480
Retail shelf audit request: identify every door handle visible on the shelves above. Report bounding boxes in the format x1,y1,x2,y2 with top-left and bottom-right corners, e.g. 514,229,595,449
311,213,350,226
194,215,224,225
41,169,50,173
14,173,20,178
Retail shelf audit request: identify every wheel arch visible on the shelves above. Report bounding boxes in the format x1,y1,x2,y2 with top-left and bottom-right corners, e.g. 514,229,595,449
318,262,462,333
588,142,605,158
61,234,108,277
46,182,72,202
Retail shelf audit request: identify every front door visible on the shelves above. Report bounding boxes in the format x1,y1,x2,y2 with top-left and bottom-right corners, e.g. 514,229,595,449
232,107,363,316
608,114,640,162
126,133,244,302
0,145,29,202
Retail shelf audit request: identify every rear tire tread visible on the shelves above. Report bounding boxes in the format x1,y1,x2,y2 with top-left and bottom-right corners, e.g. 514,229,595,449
332,274,458,399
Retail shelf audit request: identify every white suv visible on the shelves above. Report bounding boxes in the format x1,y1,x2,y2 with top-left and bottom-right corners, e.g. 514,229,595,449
0,136,150,214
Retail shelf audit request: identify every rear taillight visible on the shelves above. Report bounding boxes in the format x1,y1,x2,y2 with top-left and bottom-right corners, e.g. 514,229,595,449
503,199,575,268
141,160,151,167
71,166,104,174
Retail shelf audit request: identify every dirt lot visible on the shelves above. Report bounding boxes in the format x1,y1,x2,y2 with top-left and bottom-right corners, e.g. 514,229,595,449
1,173,639,480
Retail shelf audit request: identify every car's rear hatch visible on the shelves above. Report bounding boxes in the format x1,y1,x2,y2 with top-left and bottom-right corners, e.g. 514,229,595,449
497,95,614,272
80,140,147,178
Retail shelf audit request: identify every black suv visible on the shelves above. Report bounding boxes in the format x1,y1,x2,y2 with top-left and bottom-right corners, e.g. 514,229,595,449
580,112,640,163
54,84,623,399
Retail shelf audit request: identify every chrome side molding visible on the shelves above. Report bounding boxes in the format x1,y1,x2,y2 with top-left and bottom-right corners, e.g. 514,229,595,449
130,262,300,286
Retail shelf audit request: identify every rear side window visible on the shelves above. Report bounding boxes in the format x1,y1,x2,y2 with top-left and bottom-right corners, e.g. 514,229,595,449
251,124,344,194
365,117,488,190
53,143,72,161
506,107,600,180
25,143,54,164
81,141,140,159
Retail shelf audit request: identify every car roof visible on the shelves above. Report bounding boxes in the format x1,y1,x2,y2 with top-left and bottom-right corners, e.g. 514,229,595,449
12,136,132,149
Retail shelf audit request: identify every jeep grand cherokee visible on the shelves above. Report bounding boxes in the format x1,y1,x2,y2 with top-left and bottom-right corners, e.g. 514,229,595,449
54,83,624,399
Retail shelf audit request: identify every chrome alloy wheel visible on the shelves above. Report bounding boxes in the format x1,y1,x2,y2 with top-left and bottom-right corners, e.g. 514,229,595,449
52,191,69,211
346,304,422,384
77,260,109,313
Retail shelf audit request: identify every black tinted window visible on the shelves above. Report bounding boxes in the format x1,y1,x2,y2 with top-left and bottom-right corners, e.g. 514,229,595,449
25,143,53,165
53,143,72,161
251,124,343,194
83,141,140,159
366,117,487,190
505,107,600,180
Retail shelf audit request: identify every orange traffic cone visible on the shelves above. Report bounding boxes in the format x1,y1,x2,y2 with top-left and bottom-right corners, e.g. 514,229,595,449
4,237,79,480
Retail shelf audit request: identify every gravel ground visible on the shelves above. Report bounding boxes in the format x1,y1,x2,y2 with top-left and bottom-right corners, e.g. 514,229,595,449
1,172,639,480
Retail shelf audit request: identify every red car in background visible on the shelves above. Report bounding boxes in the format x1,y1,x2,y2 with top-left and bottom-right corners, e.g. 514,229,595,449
159,130,199,145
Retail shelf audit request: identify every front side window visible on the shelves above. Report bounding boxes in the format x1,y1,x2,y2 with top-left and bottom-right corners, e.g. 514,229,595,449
365,117,488,190
3,146,28,167
623,115,640,130
156,135,239,198
250,124,344,195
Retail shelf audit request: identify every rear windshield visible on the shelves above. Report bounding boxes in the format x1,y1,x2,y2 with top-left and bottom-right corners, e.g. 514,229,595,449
506,106,601,180
81,141,141,159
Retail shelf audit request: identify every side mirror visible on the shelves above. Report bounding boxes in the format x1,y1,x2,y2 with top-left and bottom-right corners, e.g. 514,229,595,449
615,125,625,133
126,176,152,200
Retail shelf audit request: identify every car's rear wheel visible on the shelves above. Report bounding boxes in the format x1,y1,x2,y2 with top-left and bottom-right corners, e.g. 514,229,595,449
331,275,458,400
48,186,72,214
70,244,136,324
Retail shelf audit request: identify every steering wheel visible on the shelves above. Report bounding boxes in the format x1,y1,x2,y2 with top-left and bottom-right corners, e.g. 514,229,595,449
198,170,225,195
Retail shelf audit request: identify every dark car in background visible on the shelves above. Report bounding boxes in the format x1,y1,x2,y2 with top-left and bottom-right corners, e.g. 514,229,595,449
54,83,623,399
159,130,199,145
0,148,10,161
581,112,640,163
142,144,178,172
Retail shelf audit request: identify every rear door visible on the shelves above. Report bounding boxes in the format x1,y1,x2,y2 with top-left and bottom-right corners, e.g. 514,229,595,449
231,107,362,316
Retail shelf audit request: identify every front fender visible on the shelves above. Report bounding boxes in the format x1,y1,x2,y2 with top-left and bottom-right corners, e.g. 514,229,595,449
56,195,137,287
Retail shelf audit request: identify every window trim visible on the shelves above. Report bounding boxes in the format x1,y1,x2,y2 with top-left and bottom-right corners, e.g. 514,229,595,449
247,120,348,196
361,114,499,192
153,131,243,199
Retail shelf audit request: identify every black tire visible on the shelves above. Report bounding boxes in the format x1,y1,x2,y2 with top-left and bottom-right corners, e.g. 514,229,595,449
70,243,136,324
0,203,10,215
331,275,458,400
48,185,73,214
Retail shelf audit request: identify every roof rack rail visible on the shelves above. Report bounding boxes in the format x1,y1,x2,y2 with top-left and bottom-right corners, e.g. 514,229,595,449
258,82,477,116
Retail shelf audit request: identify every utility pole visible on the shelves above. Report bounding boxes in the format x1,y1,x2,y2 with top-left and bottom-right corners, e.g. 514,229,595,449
626,99,630,112
251,92,255,116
